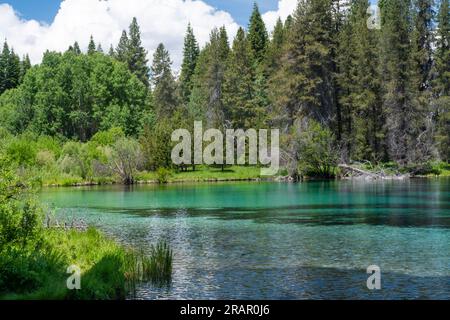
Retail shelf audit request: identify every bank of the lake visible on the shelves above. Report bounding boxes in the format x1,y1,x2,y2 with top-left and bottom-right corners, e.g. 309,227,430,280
0,225,173,300
42,165,266,187
0,158,173,300
41,162,450,188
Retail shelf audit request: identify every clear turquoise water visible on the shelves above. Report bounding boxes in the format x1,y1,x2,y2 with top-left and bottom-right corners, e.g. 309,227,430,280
40,179,450,299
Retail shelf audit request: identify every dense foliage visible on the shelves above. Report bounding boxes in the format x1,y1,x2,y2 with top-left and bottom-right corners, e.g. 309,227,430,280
0,51,149,140
0,1,449,179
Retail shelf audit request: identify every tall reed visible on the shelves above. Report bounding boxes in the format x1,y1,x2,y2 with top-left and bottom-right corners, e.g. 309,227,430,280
125,240,173,296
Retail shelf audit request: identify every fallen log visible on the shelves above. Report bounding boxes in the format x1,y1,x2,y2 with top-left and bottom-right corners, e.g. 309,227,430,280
338,164,377,177
338,164,410,180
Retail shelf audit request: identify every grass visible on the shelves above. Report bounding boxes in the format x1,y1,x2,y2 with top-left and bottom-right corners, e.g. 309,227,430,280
40,174,115,187
428,162,450,177
0,228,173,300
37,166,264,187
136,165,263,183
141,241,173,286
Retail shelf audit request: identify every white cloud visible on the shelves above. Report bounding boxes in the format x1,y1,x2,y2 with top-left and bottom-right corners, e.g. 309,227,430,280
0,0,240,70
262,0,298,32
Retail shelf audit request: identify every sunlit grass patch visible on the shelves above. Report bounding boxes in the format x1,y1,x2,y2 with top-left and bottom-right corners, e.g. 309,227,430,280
137,165,262,183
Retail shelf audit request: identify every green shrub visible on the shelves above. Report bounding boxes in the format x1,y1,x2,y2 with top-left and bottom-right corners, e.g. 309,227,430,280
295,120,339,179
0,127,11,141
406,161,443,176
156,167,172,184
6,138,37,166
91,127,125,147
36,150,56,168
58,141,103,180
35,136,62,159
140,119,174,171
104,137,143,185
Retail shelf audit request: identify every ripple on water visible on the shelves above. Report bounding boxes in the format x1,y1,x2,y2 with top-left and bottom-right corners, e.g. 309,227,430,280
41,179,450,299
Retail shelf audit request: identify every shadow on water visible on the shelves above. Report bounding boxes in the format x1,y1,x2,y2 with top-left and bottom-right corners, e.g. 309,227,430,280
82,204,450,229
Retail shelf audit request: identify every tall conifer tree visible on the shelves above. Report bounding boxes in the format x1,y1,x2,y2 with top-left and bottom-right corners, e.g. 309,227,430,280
116,31,129,63
223,27,256,128
179,24,200,105
151,43,177,118
188,27,229,129
248,2,268,63
379,0,418,164
19,54,31,84
433,0,450,161
127,17,150,87
88,36,96,55
337,0,384,161
270,0,336,128
73,41,81,55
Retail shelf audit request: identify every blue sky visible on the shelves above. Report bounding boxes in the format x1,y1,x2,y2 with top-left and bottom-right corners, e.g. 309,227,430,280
2,0,280,26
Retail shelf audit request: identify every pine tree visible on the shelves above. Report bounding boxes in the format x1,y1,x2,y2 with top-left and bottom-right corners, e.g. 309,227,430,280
248,2,268,63
209,27,229,128
88,35,96,55
0,42,20,95
7,49,21,89
269,0,336,128
151,43,177,118
19,54,31,84
0,41,8,95
433,0,450,161
127,17,150,87
179,24,200,105
284,15,294,32
218,26,230,60
73,41,81,55
108,45,115,57
96,44,103,53
187,48,210,122
411,0,434,91
434,0,450,97
335,11,355,158
223,27,256,128
116,30,129,63
188,27,229,129
352,0,384,162
379,0,418,164
265,18,285,75
337,0,384,161
406,0,436,164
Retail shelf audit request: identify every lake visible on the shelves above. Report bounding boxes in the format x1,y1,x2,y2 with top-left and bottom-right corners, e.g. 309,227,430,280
40,179,450,299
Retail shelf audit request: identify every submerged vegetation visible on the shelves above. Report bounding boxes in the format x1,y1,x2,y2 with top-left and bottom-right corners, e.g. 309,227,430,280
0,157,173,299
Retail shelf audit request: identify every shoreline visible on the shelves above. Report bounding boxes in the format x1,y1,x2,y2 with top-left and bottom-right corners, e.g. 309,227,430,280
43,176,273,188
41,174,448,188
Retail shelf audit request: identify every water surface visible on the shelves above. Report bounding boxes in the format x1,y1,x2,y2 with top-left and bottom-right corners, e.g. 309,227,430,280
40,179,450,299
